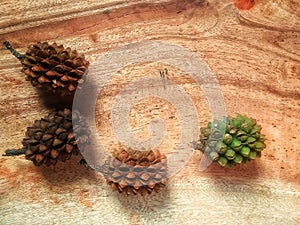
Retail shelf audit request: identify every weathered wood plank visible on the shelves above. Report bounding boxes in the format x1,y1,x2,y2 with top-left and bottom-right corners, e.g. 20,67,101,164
0,0,299,224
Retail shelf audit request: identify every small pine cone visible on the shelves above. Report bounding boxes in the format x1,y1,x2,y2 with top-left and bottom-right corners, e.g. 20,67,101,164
23,108,90,166
197,114,266,167
102,148,168,195
3,41,89,98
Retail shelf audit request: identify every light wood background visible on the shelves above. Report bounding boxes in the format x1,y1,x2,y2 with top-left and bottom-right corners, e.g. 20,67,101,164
0,0,299,224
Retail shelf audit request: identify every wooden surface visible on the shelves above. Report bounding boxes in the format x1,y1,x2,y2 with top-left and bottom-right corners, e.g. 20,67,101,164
0,0,299,224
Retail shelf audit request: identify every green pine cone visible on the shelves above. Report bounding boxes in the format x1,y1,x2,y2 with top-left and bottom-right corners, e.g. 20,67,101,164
197,114,266,167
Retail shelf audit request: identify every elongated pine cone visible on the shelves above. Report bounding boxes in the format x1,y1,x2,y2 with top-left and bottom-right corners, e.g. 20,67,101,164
23,108,90,166
102,148,168,195
197,114,266,167
4,41,89,97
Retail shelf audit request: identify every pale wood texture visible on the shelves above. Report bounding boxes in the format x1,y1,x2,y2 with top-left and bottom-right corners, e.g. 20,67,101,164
0,0,300,224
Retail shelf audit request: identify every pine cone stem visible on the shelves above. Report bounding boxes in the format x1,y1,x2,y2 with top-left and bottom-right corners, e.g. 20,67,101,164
3,41,25,60
3,148,26,156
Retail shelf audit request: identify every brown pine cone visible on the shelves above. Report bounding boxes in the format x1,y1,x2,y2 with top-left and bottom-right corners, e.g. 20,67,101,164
3,41,89,98
22,108,90,166
102,148,168,195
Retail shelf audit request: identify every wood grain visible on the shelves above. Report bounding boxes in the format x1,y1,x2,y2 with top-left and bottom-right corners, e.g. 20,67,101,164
0,0,299,224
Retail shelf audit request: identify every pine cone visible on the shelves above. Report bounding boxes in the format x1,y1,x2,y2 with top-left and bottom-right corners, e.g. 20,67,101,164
23,108,90,166
102,148,168,195
3,41,89,98
197,114,266,167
